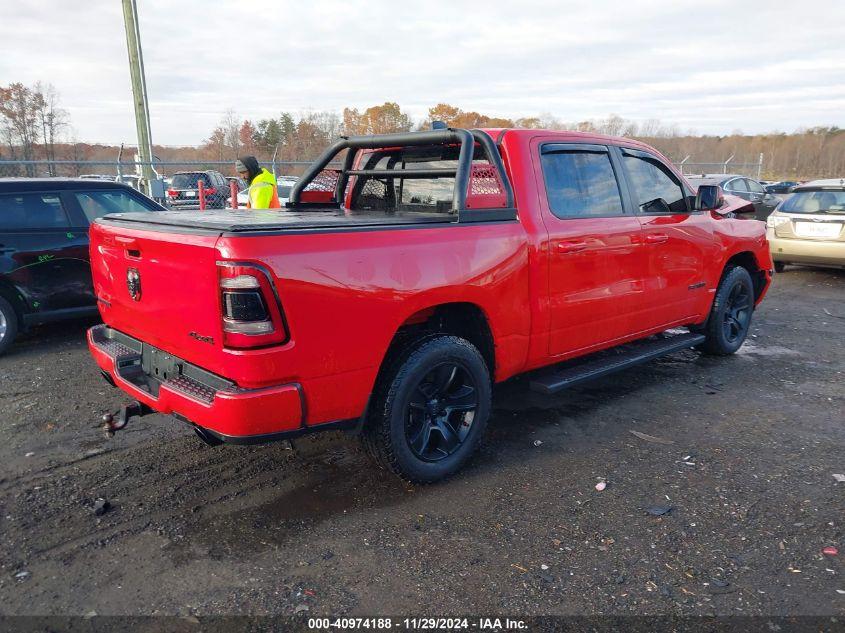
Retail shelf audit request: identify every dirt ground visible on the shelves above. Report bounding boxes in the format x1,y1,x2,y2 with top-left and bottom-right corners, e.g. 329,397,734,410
0,266,843,619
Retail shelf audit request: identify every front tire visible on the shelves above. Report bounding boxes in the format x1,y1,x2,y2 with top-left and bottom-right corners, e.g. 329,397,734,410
0,296,19,356
362,335,491,483
698,266,755,355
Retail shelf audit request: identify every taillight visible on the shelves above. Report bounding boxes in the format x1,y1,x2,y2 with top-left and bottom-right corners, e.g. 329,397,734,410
205,187,217,196
166,189,177,197
217,262,288,348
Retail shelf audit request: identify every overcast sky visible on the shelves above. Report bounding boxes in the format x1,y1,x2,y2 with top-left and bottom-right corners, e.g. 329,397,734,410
1,0,843,145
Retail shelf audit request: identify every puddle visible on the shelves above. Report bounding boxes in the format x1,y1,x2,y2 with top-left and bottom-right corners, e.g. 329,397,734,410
184,459,414,558
737,342,801,357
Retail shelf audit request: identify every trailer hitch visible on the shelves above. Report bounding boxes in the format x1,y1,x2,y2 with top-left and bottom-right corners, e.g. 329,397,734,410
102,402,147,436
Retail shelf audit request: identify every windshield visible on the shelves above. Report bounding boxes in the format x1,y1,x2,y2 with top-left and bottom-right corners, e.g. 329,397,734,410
171,173,209,189
780,190,845,214
278,185,293,198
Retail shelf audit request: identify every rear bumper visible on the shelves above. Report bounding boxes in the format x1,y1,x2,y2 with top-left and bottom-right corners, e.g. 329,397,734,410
768,232,845,266
88,324,305,439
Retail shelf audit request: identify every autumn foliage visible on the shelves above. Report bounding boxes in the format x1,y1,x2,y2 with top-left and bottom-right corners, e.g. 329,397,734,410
2,85,845,180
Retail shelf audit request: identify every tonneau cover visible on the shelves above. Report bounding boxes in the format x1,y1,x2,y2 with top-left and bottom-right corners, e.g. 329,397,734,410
98,208,456,234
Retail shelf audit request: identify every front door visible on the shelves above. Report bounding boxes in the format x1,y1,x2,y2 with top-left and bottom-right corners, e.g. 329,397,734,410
534,141,648,358
617,147,716,328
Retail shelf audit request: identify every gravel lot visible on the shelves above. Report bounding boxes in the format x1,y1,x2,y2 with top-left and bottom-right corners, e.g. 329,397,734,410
0,266,843,618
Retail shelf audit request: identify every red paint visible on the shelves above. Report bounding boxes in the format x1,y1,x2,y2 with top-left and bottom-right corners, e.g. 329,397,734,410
823,546,838,556
88,129,772,439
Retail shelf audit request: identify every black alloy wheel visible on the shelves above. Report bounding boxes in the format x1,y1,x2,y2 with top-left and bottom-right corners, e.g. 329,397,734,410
722,281,752,344
406,362,479,462
697,265,755,355
361,335,492,483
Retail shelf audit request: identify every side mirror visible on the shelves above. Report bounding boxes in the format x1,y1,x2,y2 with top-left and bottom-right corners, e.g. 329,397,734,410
695,185,724,211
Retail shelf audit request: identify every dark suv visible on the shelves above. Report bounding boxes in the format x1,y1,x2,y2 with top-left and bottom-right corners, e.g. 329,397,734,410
0,178,164,354
166,171,229,209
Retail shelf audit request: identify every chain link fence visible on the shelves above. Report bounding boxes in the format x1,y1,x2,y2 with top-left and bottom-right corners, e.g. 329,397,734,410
0,159,318,209
1,152,769,210
674,155,764,180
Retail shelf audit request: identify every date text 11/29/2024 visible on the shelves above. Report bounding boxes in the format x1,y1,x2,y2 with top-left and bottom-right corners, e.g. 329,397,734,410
307,617,527,630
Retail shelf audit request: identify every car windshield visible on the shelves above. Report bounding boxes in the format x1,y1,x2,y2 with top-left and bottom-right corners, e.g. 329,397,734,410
780,190,845,214
171,173,208,189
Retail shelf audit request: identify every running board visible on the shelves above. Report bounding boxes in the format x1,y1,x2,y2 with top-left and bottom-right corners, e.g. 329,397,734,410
529,332,706,395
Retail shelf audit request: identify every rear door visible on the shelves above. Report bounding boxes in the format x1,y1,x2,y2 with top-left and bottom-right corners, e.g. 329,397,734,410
0,190,90,313
744,178,779,221
533,140,648,357
63,187,164,306
617,147,717,327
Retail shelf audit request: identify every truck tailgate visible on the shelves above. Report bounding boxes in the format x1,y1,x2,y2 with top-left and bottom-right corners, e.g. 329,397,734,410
90,221,223,367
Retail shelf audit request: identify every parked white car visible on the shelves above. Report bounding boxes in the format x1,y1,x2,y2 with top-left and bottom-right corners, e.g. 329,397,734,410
277,176,297,206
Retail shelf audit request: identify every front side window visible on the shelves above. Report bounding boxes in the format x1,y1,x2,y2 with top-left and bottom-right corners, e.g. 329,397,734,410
0,193,70,230
74,190,160,223
540,148,623,218
622,151,687,213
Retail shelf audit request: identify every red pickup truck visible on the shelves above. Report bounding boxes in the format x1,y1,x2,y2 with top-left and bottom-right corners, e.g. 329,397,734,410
88,128,772,482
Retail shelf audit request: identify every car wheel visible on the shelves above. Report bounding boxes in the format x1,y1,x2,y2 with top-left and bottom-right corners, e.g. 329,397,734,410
774,261,786,273
698,266,755,356
362,335,491,483
0,296,19,356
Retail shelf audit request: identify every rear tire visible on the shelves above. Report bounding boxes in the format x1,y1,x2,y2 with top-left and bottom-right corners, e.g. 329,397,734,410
0,296,19,356
362,335,491,483
774,261,786,273
698,266,755,355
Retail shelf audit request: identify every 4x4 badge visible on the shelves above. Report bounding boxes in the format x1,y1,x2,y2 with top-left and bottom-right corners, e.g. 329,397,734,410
126,268,141,301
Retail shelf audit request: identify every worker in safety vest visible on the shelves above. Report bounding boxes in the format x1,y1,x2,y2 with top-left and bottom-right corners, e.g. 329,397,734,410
235,156,280,209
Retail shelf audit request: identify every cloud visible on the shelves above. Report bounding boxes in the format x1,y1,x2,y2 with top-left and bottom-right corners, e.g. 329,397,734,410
1,0,843,144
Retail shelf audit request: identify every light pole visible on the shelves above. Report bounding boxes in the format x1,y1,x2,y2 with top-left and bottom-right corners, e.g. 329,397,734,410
121,0,155,196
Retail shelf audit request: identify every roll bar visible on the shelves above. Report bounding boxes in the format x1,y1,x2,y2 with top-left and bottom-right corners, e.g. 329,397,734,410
288,128,515,218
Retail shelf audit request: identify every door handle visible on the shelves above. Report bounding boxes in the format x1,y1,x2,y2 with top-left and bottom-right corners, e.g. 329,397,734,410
557,241,588,253
644,233,669,244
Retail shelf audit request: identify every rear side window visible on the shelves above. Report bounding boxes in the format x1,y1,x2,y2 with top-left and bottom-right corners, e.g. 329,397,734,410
745,179,765,194
74,190,160,222
622,151,688,213
540,147,623,218
0,193,70,230
726,178,748,193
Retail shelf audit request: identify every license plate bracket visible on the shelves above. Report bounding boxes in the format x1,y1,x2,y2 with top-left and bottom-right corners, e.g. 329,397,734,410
142,346,183,382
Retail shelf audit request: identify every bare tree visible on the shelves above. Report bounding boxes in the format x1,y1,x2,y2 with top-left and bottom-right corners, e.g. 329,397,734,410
220,109,241,158
33,82,68,175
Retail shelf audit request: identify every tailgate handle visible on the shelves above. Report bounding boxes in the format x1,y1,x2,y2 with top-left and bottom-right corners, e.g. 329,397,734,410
115,236,141,257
